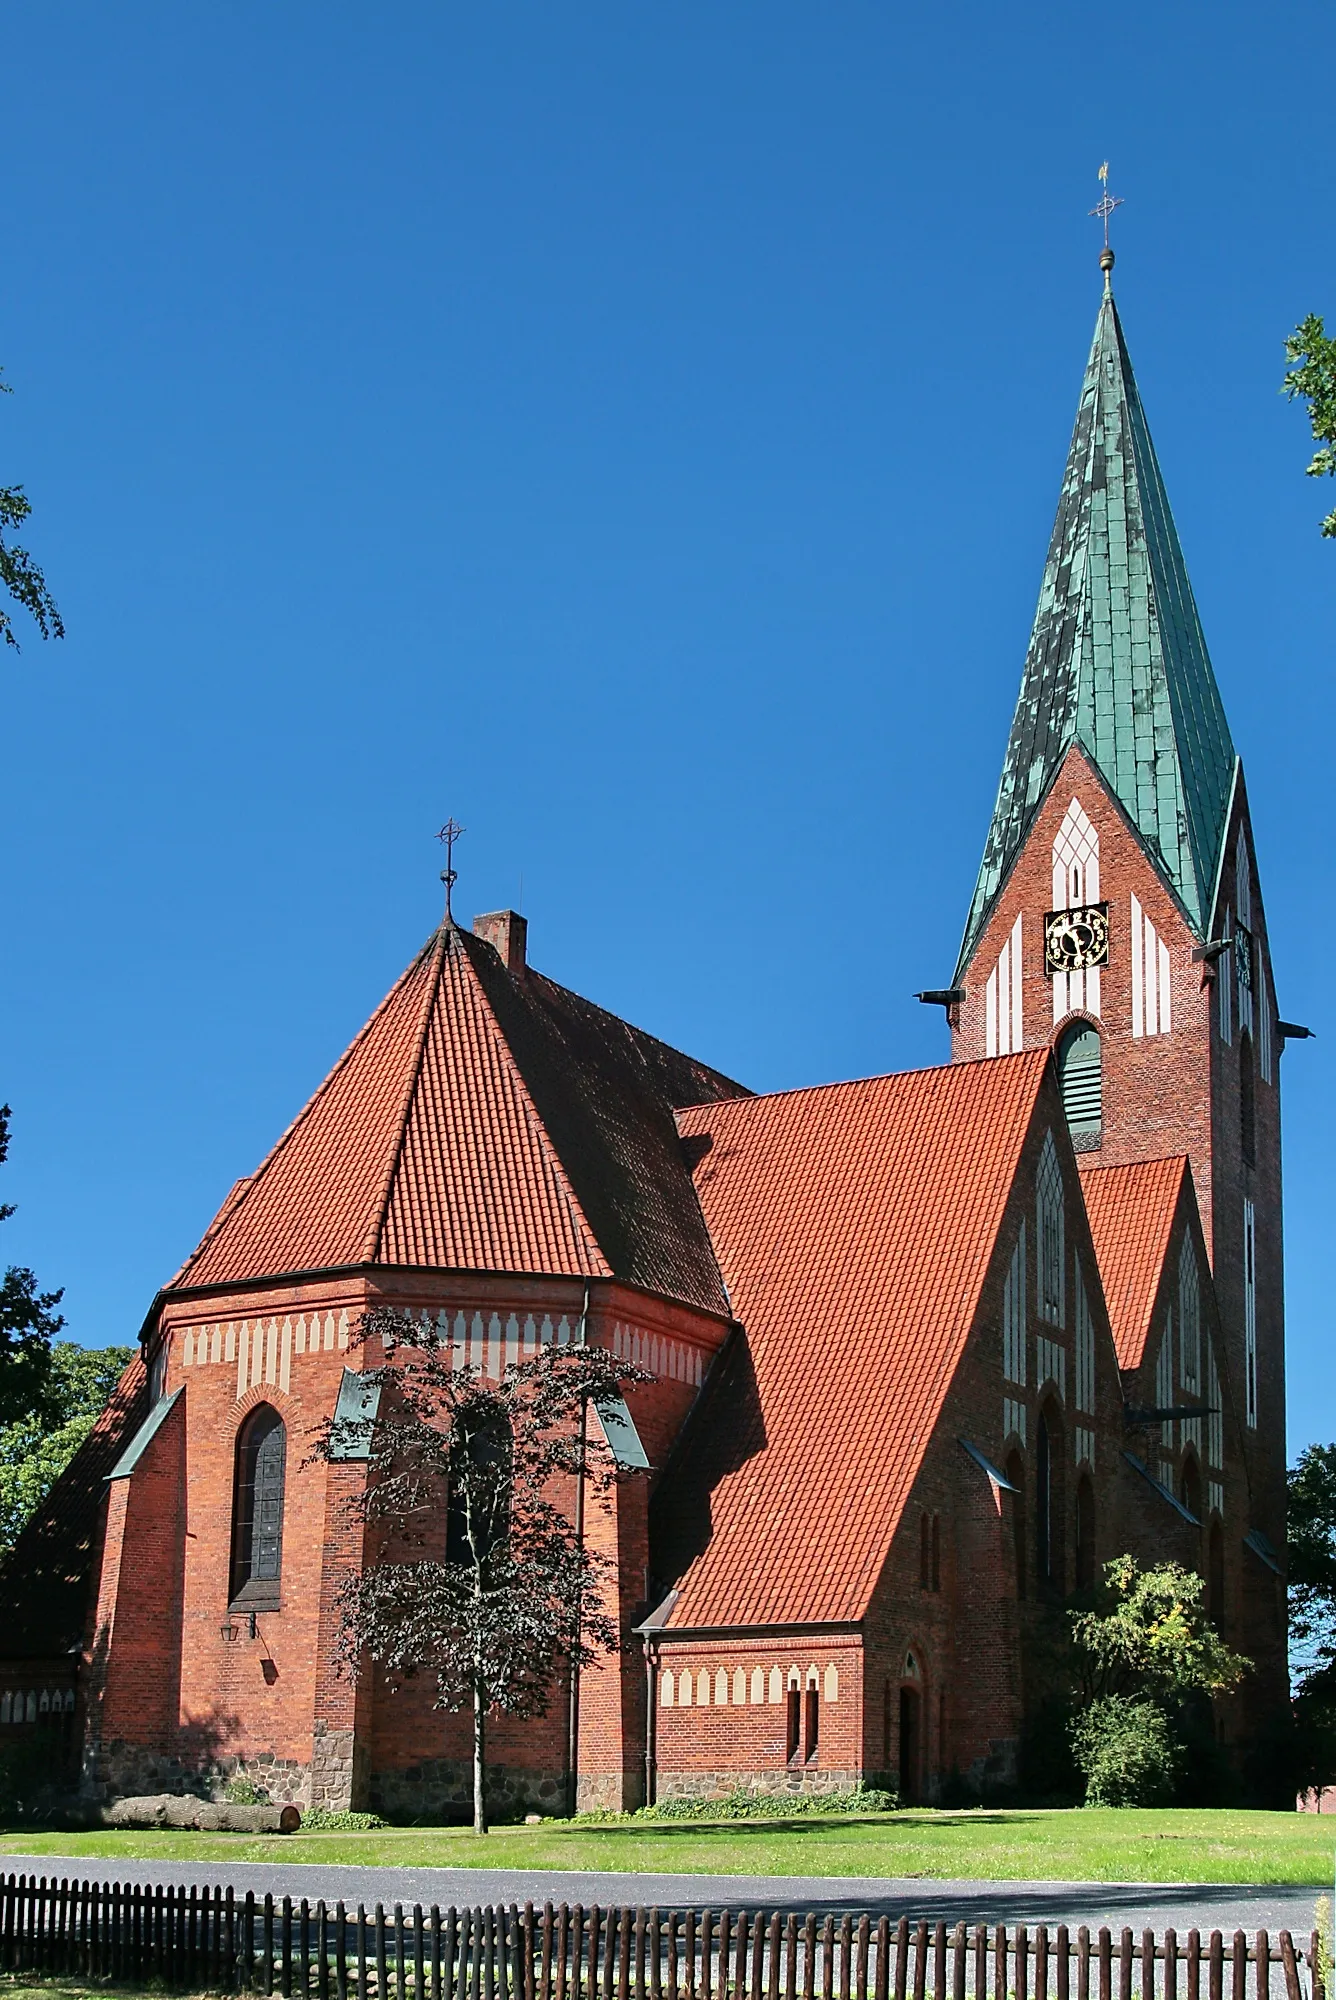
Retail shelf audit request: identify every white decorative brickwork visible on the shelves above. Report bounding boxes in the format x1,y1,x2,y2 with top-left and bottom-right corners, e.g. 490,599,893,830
1052,800,1102,1021
1130,894,1172,1037
986,915,1024,1057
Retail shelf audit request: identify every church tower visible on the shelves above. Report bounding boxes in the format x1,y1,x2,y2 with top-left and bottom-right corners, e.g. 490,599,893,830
951,250,1287,1583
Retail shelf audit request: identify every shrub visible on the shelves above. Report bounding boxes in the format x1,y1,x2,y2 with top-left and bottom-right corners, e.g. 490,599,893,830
1070,1695,1180,1807
578,1785,897,1824
224,1776,269,1805
301,1808,388,1831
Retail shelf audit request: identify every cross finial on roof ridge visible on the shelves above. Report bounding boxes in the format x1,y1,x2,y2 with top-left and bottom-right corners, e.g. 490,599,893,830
1090,162,1123,292
436,817,465,923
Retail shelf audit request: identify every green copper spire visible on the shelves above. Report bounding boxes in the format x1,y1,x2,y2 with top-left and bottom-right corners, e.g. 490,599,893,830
957,263,1237,977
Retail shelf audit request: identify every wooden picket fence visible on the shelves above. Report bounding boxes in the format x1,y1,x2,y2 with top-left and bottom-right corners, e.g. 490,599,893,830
0,1877,1325,2000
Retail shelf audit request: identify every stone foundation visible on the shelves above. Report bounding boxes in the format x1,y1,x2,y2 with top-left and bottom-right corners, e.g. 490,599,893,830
85,1738,308,1806
654,1767,861,1802
370,1758,567,1821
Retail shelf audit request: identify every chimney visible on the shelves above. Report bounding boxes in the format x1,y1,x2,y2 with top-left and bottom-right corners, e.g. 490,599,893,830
472,910,528,974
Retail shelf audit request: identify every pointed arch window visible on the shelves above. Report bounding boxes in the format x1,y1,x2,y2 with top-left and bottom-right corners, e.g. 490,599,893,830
230,1405,286,1608
1036,1131,1065,1326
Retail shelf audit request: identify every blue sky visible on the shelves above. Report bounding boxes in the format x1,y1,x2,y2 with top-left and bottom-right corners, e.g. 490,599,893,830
1,4,1332,1452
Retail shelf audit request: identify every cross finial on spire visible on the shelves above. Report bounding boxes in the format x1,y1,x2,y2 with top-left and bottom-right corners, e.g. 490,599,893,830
1090,161,1123,285
437,817,465,922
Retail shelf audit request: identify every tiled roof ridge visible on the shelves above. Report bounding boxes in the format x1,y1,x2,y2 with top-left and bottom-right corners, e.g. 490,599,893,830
1078,1153,1192,1370
172,937,440,1289
677,1044,1051,1118
1078,1151,1191,1181
660,1045,1051,1628
362,927,451,1263
375,928,609,1276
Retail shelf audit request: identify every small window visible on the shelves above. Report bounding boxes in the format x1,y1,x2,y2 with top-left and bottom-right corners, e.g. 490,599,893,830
919,1512,931,1591
1057,1022,1102,1137
230,1405,286,1607
1036,1132,1065,1325
1180,1455,1203,1528
931,1513,941,1593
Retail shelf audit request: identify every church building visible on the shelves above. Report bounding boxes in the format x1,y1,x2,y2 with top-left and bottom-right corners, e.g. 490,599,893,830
0,250,1294,1811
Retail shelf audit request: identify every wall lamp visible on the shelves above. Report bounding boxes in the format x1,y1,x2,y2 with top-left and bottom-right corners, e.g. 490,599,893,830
219,1613,258,1643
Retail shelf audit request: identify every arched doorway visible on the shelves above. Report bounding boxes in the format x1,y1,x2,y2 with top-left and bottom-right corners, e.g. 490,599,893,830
899,1683,921,1803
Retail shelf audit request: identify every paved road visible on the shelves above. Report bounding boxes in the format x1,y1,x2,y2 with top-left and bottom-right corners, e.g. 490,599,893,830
2,1857,1325,1939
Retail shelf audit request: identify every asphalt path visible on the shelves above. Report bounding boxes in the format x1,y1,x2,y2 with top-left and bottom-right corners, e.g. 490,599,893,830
2,1857,1324,1938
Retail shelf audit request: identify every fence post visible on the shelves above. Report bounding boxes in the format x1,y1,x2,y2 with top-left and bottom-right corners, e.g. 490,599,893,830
1166,1930,1178,2000
1256,1936,1270,2000
1280,1933,1302,2000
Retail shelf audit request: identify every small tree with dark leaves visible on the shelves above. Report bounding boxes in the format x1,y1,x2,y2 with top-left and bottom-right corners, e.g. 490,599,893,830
1,371,63,650
316,1305,648,1833
0,1106,65,1429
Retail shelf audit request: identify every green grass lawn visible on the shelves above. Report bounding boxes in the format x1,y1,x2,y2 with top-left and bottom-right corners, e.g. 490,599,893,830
0,1808,1331,1886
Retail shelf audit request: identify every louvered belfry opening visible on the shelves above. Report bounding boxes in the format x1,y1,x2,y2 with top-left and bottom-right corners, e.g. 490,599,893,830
1057,1021,1102,1138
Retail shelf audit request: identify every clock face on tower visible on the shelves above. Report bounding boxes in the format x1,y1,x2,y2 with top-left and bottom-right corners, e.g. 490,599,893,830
1044,903,1110,976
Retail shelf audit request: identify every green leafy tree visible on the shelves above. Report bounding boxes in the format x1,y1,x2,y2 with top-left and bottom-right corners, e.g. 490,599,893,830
1067,1556,1249,1806
1286,1445,1336,1789
314,1307,648,1834
1283,316,1336,539
0,370,64,649
1070,1554,1250,1704
0,1106,65,1429
0,1341,134,1555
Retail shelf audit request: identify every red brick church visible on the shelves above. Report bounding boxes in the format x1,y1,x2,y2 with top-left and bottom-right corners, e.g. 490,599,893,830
0,253,1295,1811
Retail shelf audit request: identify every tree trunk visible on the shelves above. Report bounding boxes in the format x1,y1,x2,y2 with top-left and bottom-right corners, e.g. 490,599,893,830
473,1680,488,1835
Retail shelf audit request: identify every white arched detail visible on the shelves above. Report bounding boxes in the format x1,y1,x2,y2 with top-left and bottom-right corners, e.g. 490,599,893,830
1052,800,1101,1021
986,915,1024,1057
661,1670,675,1708
1130,895,1172,1037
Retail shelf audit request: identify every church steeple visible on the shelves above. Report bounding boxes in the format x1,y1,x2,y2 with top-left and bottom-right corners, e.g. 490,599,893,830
957,269,1237,978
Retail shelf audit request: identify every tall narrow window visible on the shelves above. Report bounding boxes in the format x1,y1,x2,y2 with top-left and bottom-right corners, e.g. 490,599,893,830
1036,1131,1065,1325
1003,1226,1027,1386
1007,1452,1026,1599
1179,1241,1202,1458
1218,911,1233,1045
931,1513,941,1593
1074,1265,1095,1416
786,1687,801,1762
804,1685,819,1761
1208,1519,1225,1631
231,1405,286,1607
1036,1413,1050,1584
1240,1032,1256,1166
1244,1199,1257,1428
446,1410,512,1566
1156,1320,1174,1454
1057,1023,1102,1140
919,1513,931,1591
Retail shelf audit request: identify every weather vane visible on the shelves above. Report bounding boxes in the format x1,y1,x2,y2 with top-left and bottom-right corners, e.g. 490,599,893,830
437,818,465,921
1089,162,1123,271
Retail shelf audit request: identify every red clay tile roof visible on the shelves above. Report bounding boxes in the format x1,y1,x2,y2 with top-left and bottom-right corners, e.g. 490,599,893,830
1078,1155,1191,1371
0,1354,150,1659
655,1049,1052,1630
175,925,745,1316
